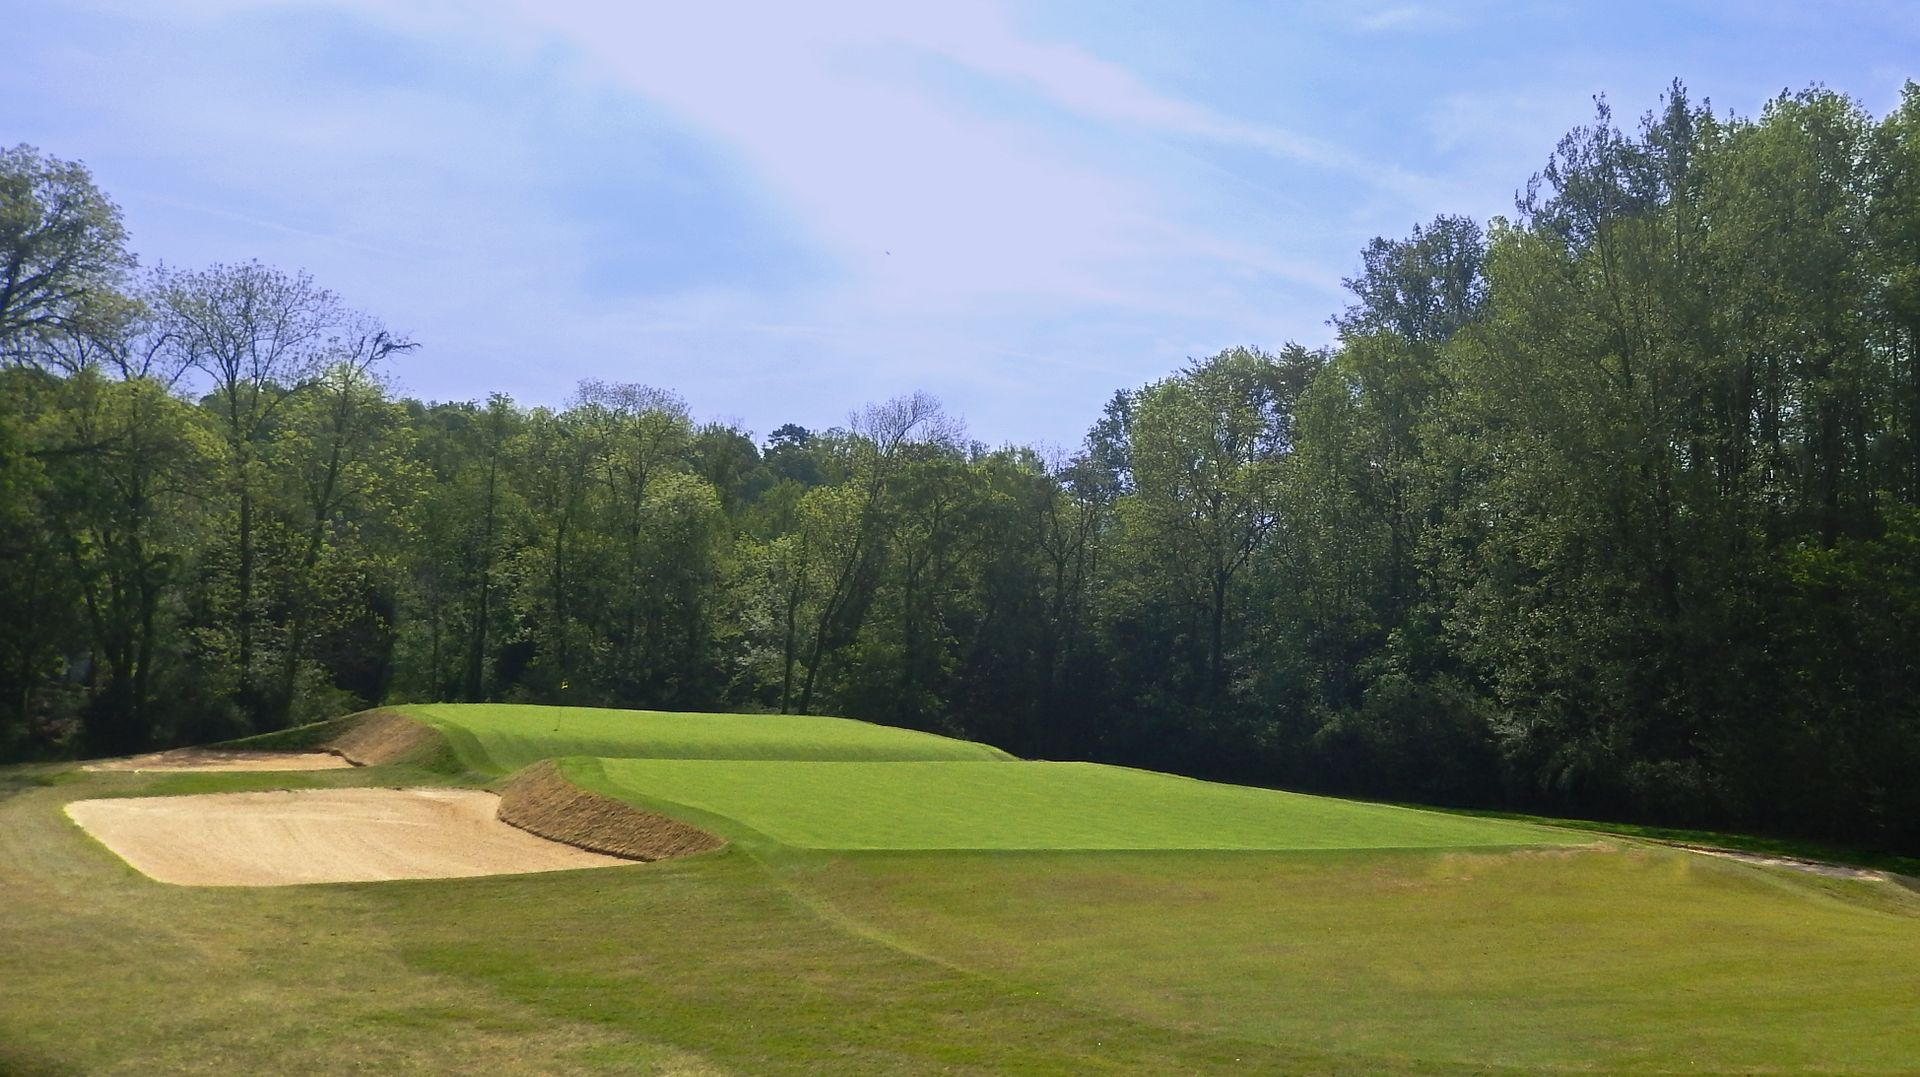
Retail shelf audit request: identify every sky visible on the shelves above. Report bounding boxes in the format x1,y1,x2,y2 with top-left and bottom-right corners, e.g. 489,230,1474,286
6,1,1917,448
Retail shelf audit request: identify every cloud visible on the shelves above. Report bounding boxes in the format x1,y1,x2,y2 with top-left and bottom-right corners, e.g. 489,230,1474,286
32,0,1735,445
1356,6,1442,31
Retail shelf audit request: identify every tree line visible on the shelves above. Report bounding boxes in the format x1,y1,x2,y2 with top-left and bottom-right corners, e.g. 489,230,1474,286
4,81,1917,851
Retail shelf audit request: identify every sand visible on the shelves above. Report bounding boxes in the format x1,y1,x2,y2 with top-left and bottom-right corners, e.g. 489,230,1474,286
65,788,630,886
83,749,355,773
1673,843,1893,882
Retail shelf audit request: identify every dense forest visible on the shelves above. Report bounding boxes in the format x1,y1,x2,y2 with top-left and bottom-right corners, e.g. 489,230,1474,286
4,82,1917,851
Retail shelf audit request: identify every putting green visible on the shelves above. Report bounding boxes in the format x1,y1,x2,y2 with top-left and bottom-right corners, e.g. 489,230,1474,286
579,758,1583,851
402,703,1011,772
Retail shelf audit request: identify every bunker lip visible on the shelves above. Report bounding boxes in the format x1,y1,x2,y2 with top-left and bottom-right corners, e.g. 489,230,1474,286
325,709,445,766
65,788,630,887
497,760,726,861
83,748,355,773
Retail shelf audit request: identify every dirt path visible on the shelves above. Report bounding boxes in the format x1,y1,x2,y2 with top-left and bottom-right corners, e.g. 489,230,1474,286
66,788,630,886
83,749,354,773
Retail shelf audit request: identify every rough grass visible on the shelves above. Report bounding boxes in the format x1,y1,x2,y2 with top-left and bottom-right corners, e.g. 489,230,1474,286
574,757,1582,851
397,703,1013,772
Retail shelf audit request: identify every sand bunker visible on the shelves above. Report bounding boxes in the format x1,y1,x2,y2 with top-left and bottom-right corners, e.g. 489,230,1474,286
83,748,355,773
66,788,628,886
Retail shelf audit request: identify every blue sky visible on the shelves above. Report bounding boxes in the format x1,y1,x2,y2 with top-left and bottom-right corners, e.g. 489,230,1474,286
6,1,1916,447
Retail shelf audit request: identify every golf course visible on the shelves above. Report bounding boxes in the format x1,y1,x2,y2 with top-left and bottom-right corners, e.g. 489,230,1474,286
4,703,1916,1074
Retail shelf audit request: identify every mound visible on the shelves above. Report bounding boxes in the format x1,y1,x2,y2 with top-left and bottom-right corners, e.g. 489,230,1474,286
497,760,724,862
83,749,353,773
65,788,628,886
326,708,445,766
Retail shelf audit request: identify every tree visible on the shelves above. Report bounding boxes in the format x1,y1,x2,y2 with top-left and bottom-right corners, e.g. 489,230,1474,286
1867,83,1920,502
157,262,351,724
37,367,214,752
1117,347,1319,700
266,322,416,723
1334,214,1487,345
0,146,136,368
790,392,954,714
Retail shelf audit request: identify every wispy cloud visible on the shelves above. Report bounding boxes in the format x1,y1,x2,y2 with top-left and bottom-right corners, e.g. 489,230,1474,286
1357,6,1441,31
12,0,1914,445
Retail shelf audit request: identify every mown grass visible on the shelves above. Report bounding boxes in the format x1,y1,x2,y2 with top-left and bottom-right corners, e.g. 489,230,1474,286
575,757,1581,851
793,847,1920,1073
11,706,1920,1073
398,702,1012,772
1,768,1393,1075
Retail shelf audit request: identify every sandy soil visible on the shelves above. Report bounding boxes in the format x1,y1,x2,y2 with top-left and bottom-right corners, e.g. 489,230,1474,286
83,749,355,773
1674,843,1892,882
66,788,630,886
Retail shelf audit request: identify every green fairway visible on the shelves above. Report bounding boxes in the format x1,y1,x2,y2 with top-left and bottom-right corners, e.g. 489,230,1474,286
399,702,1013,772
12,707,1920,1073
797,848,1920,1072
1,768,1307,1075
578,757,1583,851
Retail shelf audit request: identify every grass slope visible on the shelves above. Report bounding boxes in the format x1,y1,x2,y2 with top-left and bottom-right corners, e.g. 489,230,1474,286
578,757,1581,851
398,703,1011,773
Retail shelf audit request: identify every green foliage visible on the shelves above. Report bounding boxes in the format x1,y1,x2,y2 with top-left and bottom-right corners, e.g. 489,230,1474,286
0,143,136,366
9,85,1920,856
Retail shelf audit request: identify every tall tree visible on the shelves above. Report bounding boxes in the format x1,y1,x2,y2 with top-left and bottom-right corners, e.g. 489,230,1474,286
0,145,135,367
792,392,953,715
1335,214,1488,345
157,262,341,724
1116,346,1319,700
267,322,415,723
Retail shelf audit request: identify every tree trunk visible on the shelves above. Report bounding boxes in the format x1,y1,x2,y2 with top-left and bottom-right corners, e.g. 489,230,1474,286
465,451,497,701
236,484,255,717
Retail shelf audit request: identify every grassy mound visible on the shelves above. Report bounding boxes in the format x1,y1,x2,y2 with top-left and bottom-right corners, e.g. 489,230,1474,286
398,703,1012,772
577,758,1582,851
220,708,454,770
